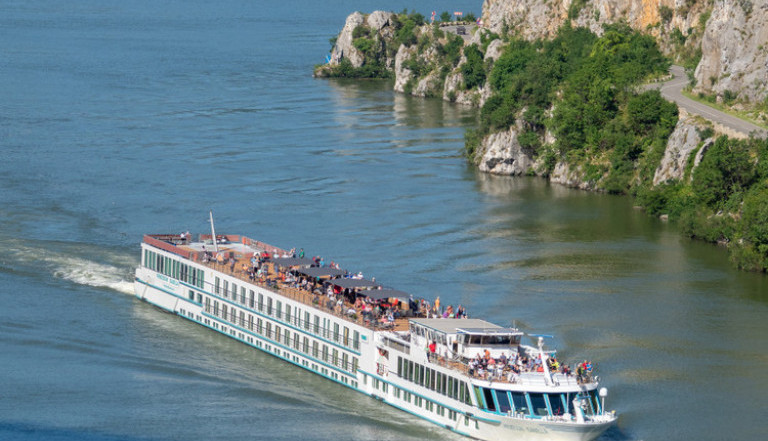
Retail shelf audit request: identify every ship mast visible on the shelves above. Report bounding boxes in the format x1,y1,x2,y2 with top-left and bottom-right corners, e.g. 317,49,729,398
209,210,219,254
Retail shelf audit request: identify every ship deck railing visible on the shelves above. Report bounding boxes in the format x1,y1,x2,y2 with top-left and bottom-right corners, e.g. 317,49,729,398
423,354,596,386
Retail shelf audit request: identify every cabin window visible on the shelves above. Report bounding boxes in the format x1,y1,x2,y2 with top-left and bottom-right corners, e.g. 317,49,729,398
510,392,527,414
353,330,360,351
332,349,339,366
221,305,228,320
495,390,512,413
213,301,219,316
215,277,221,294
267,298,273,315
257,318,263,334
265,322,272,339
283,329,290,346
482,388,497,412
312,341,319,358
285,306,292,323
293,333,299,349
276,301,282,319
231,283,237,299
529,393,549,416
275,326,281,342
248,315,254,331
188,290,194,301
333,323,340,342
248,290,255,308
322,345,329,362
239,287,245,304
343,326,349,346
448,377,454,398
549,394,565,416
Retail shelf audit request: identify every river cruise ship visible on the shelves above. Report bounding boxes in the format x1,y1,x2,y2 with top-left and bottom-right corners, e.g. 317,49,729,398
134,228,617,441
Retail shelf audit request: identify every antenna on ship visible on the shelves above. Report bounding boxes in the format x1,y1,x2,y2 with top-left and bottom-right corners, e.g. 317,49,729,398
209,210,219,254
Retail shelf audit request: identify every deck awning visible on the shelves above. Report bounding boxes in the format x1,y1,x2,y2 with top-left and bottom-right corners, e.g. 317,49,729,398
271,257,315,268
296,267,346,278
326,278,378,289
363,289,410,301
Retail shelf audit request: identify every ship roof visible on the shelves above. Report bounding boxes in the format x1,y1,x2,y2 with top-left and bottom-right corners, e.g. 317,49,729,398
409,318,504,334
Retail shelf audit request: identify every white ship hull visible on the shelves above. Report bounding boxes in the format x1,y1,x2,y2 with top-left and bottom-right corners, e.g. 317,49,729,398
134,233,616,441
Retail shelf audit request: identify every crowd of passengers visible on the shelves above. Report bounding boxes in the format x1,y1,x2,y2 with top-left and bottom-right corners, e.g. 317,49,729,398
464,349,594,384
201,246,474,329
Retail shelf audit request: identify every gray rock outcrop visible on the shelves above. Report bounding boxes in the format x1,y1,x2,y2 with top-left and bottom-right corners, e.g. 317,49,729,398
477,127,536,175
329,12,366,67
693,0,768,103
653,114,706,185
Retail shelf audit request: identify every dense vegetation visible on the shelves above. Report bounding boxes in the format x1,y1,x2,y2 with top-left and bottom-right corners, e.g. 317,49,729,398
467,22,674,195
639,136,768,271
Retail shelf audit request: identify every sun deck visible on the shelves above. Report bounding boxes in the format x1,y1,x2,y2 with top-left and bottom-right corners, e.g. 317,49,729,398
144,233,411,332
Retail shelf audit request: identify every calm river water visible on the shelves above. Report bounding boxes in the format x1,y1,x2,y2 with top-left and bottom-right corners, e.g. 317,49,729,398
1,1,766,441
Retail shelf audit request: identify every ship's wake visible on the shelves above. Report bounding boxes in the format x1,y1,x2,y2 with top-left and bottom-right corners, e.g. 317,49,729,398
1,237,136,295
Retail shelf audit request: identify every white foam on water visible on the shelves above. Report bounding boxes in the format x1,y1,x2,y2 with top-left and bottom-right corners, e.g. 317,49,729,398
6,239,136,295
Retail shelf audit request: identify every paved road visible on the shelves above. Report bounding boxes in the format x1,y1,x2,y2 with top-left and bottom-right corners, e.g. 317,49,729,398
649,65,767,138
440,23,476,41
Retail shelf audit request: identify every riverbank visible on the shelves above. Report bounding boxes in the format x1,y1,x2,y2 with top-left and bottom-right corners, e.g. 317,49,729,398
316,10,768,272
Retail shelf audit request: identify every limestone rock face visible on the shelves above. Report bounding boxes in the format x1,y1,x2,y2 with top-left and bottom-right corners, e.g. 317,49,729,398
477,127,536,175
329,12,366,67
366,10,392,31
693,0,768,103
393,45,416,93
550,162,595,191
653,115,705,186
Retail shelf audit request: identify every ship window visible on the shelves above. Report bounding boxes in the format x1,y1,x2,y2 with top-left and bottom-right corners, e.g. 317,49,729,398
294,333,299,349
482,388,497,412
283,329,290,346
240,287,246,304
495,390,512,413
257,318,263,334
332,349,338,366
529,393,549,416
276,301,282,319
248,315,254,331
448,377,454,398
275,326,281,342
588,390,600,414
285,306,291,323
213,301,219,316
222,305,228,320
425,368,431,389
265,322,272,339
343,326,349,346
222,281,229,298
312,341,318,358
322,345,328,362
188,290,194,300
267,298,273,315
510,392,527,414
441,373,447,395
248,290,255,308
215,277,220,294
231,283,237,299
333,323,340,342
473,387,484,409
549,394,565,416
258,294,264,311
353,330,360,350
